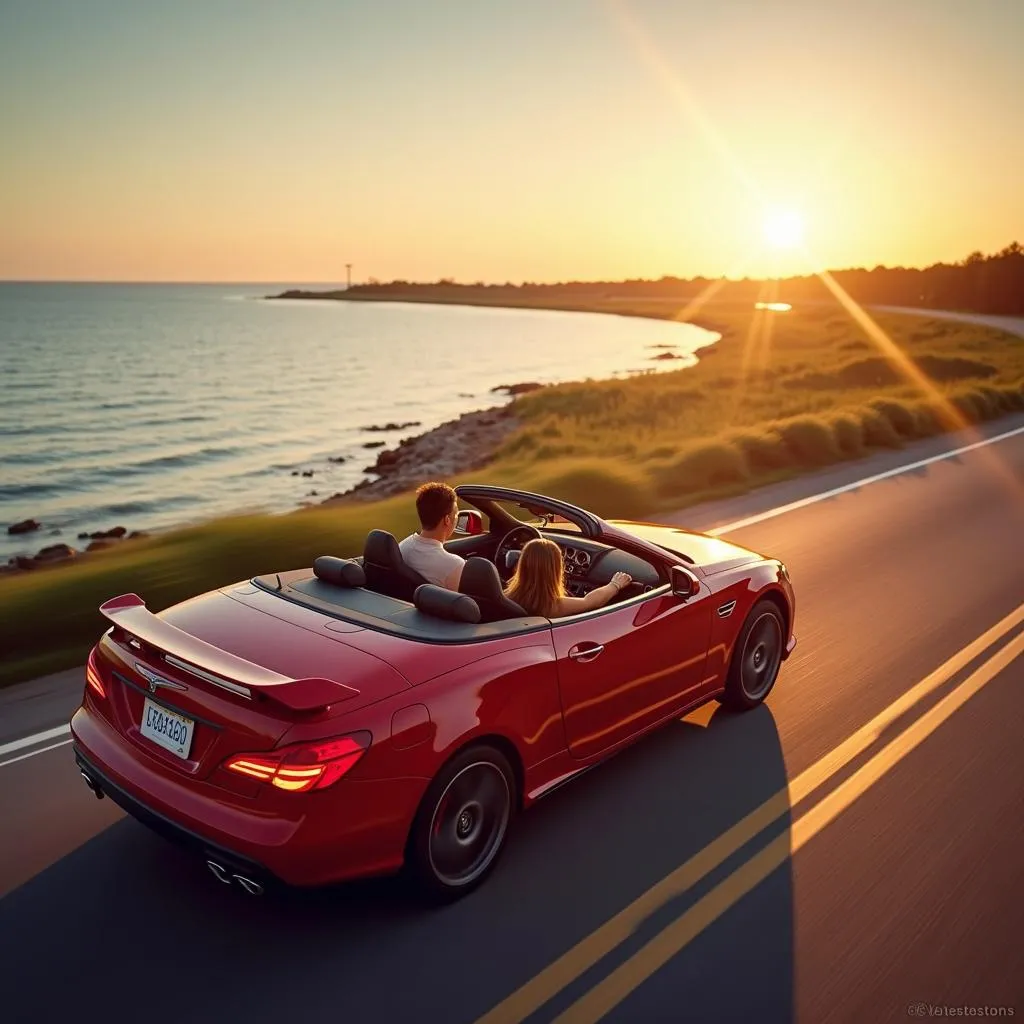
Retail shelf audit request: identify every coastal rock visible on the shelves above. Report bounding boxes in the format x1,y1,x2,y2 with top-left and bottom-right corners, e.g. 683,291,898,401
29,543,78,565
78,526,128,541
291,470,300,476
650,351,683,360
87,539,119,552
302,470,315,477
361,420,422,432
318,405,522,504
8,518,41,536
327,456,347,463
128,530,149,540
490,381,543,395
362,441,386,449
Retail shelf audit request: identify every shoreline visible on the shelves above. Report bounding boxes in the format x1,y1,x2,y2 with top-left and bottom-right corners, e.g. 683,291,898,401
4,296,720,573
273,286,726,507
266,286,733,334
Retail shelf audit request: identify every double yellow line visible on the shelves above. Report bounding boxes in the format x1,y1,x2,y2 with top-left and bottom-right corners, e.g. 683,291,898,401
476,602,1024,1024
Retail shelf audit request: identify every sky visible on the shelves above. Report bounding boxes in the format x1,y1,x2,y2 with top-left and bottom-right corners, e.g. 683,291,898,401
1,0,1022,284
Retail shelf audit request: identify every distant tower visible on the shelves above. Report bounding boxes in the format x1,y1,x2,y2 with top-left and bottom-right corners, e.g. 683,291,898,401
345,263,352,290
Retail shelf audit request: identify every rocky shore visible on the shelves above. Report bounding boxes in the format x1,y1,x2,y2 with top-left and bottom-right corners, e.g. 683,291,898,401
1,524,150,576
319,402,523,504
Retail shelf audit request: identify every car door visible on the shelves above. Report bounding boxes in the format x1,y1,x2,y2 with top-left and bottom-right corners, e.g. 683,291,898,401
553,587,714,760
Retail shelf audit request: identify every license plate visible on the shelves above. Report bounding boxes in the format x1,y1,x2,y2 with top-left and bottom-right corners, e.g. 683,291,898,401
140,697,194,759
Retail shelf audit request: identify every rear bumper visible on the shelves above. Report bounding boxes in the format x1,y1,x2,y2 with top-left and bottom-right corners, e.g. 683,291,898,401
71,703,425,888
74,744,277,890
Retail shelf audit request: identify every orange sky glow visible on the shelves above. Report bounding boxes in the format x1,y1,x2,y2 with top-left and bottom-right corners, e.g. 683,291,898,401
1,0,1022,284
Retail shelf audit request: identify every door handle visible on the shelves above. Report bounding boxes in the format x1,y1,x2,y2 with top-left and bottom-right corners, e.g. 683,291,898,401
568,643,604,662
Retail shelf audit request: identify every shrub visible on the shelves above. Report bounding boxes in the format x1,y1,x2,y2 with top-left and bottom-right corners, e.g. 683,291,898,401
725,429,793,472
828,413,866,457
857,407,903,448
774,416,841,466
1001,382,1024,411
870,398,920,439
908,401,942,436
651,441,750,498
951,389,986,423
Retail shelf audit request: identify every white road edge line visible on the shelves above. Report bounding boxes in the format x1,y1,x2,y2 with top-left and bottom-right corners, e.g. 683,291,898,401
711,422,1024,536
0,738,74,769
0,723,72,758
3,419,1023,768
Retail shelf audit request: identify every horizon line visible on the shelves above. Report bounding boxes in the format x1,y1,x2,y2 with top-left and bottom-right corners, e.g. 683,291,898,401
1,243,1019,289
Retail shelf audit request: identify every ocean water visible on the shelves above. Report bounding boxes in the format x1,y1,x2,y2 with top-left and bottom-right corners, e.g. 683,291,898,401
0,283,716,560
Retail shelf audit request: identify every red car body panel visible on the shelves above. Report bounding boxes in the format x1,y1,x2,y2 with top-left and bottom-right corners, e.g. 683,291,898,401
552,592,715,760
71,495,796,890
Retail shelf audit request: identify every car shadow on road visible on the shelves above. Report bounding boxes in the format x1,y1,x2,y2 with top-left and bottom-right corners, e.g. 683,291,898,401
0,702,794,1024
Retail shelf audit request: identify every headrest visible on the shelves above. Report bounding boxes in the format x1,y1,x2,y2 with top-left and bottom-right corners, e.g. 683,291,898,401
460,556,507,600
313,556,366,588
364,529,401,567
413,584,481,623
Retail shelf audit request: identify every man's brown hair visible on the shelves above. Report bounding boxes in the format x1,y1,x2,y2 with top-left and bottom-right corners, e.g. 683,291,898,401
415,481,457,529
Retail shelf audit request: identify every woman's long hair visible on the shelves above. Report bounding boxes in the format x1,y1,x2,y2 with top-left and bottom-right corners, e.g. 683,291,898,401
504,538,565,618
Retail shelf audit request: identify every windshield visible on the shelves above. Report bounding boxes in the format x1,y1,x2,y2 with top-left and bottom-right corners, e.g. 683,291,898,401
486,500,582,533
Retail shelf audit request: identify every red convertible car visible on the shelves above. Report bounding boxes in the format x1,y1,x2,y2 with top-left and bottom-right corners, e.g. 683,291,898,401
71,484,795,902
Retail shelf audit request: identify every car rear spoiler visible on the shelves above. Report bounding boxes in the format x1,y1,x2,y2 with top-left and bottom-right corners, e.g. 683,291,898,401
98,593,360,712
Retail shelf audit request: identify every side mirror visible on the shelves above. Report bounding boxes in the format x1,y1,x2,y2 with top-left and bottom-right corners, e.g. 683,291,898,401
454,509,483,536
670,565,701,601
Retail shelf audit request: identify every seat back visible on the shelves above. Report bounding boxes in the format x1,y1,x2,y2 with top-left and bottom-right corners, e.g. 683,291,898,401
458,556,527,622
362,530,429,601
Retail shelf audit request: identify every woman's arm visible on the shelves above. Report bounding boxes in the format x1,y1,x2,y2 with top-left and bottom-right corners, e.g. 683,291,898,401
553,572,632,617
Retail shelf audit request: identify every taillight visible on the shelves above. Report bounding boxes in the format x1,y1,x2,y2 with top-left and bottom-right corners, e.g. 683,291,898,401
86,651,106,698
223,732,371,793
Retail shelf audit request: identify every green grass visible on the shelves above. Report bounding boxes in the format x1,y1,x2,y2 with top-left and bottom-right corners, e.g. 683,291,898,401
2,299,1023,688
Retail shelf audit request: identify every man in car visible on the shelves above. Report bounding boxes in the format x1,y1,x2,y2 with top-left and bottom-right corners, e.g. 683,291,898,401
398,481,465,590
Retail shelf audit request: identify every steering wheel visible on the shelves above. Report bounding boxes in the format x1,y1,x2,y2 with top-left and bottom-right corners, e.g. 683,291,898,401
494,524,542,580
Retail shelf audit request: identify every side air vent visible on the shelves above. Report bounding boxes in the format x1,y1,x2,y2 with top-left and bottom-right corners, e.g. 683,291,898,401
717,600,737,618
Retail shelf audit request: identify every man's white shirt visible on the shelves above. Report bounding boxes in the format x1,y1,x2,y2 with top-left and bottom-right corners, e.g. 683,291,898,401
398,533,464,590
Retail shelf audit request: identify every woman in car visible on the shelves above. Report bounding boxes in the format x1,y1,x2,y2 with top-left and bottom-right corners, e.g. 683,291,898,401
503,538,632,618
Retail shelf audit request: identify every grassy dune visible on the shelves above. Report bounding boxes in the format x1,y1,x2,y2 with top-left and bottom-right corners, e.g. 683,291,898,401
2,299,1022,688
487,301,1024,507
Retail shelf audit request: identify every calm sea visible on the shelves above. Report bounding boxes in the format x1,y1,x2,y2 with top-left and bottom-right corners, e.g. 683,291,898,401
0,283,716,560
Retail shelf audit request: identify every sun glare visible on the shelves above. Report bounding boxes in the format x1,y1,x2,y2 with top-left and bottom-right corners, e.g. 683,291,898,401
762,208,805,249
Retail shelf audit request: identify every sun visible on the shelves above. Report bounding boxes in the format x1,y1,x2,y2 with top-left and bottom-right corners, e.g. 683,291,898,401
762,207,805,249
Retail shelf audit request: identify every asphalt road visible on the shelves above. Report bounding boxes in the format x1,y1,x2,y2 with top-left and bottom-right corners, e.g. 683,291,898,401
1,414,1023,1024
872,305,1024,338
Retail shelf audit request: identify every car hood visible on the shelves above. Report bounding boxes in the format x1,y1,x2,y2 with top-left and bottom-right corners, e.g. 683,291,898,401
604,520,765,575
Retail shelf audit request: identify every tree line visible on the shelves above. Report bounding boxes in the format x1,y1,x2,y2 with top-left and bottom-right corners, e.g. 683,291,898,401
352,242,1024,316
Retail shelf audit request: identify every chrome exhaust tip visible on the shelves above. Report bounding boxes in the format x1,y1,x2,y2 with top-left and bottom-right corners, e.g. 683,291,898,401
233,875,264,896
79,769,104,799
205,860,233,885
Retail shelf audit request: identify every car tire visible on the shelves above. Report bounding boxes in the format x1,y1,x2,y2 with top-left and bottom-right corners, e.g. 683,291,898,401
406,743,516,904
719,599,785,711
